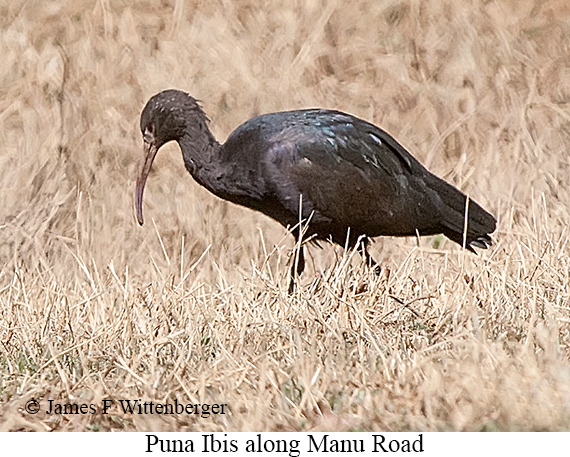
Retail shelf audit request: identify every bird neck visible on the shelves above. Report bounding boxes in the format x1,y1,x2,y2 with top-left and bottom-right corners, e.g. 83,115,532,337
178,127,223,193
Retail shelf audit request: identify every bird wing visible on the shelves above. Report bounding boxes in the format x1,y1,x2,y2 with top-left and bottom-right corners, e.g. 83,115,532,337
262,110,440,236
310,110,415,175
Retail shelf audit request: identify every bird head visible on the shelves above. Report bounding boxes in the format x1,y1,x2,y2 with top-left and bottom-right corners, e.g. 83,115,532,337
135,89,205,225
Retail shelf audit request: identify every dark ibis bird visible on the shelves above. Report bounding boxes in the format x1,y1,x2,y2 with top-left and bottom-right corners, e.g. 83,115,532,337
135,89,496,291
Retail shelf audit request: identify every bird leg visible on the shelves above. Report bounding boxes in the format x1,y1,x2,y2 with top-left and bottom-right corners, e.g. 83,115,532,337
288,244,305,294
357,238,381,275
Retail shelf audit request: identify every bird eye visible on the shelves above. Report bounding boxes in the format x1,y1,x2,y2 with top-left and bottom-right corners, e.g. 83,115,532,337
143,122,155,144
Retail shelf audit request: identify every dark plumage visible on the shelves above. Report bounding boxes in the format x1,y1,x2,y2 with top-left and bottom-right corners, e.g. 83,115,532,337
135,89,496,290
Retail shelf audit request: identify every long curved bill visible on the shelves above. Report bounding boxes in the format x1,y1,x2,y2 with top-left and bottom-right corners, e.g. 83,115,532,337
135,141,159,226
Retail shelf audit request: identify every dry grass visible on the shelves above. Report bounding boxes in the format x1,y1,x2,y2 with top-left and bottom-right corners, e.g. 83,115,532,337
1,0,570,432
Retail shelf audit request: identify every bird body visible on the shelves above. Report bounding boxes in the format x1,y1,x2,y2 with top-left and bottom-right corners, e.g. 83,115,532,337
135,89,496,287
219,109,495,248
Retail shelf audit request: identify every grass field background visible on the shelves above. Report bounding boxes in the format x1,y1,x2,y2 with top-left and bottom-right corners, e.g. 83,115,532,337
1,0,569,431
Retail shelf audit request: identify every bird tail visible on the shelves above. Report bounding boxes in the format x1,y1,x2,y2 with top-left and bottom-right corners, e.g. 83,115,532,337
429,174,496,252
